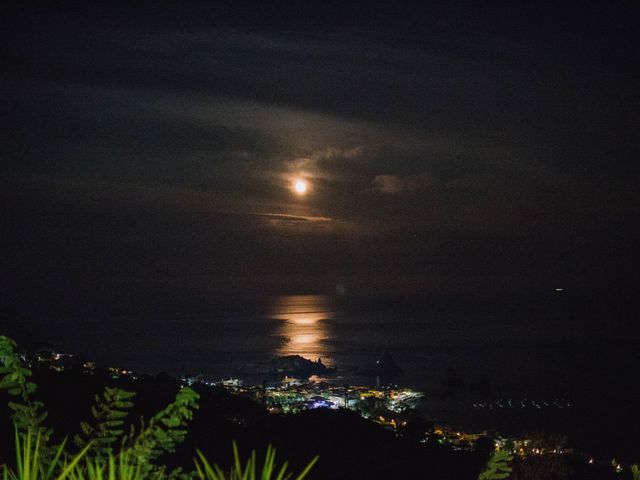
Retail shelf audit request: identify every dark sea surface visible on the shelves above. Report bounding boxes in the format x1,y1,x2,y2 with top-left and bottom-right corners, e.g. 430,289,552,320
2,293,638,460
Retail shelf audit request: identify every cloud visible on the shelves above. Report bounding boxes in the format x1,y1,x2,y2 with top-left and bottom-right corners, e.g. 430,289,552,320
284,145,366,183
311,145,365,162
256,213,333,223
370,172,434,194
253,213,334,230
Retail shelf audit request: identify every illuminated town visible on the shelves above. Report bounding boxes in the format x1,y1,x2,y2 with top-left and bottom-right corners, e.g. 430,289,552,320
19,346,634,477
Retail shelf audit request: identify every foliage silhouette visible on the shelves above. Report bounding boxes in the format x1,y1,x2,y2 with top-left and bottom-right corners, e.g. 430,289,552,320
0,335,317,480
0,337,51,441
478,450,512,480
74,387,136,456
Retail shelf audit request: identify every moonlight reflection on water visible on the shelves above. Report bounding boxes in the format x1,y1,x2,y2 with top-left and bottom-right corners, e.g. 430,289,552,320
268,295,334,365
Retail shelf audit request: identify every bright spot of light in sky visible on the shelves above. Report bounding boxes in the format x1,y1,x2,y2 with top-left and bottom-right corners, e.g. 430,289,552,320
294,179,307,194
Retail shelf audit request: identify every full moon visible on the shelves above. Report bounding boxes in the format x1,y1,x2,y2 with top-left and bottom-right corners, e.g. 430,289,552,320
294,179,307,194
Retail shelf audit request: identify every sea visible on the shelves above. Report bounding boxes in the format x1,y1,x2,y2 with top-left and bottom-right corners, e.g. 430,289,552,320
2,293,638,460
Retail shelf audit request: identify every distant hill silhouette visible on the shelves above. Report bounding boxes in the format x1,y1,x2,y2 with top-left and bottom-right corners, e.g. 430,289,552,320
237,355,336,376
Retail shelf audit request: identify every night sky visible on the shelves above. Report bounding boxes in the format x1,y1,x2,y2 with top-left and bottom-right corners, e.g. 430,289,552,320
2,2,638,318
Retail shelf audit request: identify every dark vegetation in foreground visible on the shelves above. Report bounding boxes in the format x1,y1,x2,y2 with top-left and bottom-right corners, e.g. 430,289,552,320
1,336,637,479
